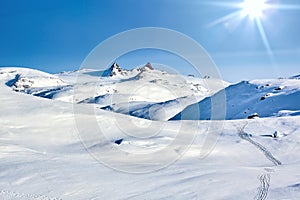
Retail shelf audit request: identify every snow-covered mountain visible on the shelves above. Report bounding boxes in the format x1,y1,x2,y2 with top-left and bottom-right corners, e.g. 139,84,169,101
3,67,66,91
76,64,226,121
171,78,300,120
1,64,227,120
2,66,300,122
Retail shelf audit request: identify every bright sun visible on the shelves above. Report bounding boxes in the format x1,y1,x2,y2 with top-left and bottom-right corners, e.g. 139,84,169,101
242,0,267,19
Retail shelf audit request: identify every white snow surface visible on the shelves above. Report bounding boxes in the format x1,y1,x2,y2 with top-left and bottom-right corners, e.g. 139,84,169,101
172,78,300,120
0,67,300,199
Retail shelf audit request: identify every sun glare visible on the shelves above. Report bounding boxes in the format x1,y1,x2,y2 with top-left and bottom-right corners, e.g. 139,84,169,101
242,0,267,19
209,0,300,64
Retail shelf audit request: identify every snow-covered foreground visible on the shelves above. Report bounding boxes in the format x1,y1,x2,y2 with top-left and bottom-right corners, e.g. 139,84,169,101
1,67,300,199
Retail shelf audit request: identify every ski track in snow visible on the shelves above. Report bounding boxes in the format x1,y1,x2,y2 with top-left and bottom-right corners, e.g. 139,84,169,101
238,126,282,166
237,124,282,200
255,173,271,200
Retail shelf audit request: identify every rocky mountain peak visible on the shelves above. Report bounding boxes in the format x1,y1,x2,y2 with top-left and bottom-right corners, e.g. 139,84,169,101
110,63,128,77
143,62,154,70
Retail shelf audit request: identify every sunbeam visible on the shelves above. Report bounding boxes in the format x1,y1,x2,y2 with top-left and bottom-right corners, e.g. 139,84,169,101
255,18,272,58
208,0,300,62
208,10,244,27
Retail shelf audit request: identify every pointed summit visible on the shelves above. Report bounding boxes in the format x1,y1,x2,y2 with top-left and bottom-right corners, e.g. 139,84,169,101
112,62,120,69
109,63,129,77
141,62,154,71
110,63,121,76
97,63,121,77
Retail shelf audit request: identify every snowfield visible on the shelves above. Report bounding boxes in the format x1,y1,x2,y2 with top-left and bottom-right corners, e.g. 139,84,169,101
0,66,300,200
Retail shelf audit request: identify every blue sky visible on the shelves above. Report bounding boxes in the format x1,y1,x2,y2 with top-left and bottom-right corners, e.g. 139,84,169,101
0,0,299,81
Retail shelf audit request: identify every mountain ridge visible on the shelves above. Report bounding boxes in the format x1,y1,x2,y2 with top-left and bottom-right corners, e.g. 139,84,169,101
1,66,299,121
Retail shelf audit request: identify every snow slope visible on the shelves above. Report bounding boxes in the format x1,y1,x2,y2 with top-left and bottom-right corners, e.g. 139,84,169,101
171,78,300,120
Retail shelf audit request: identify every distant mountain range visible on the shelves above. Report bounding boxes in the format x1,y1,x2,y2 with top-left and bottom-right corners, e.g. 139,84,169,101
1,64,299,120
